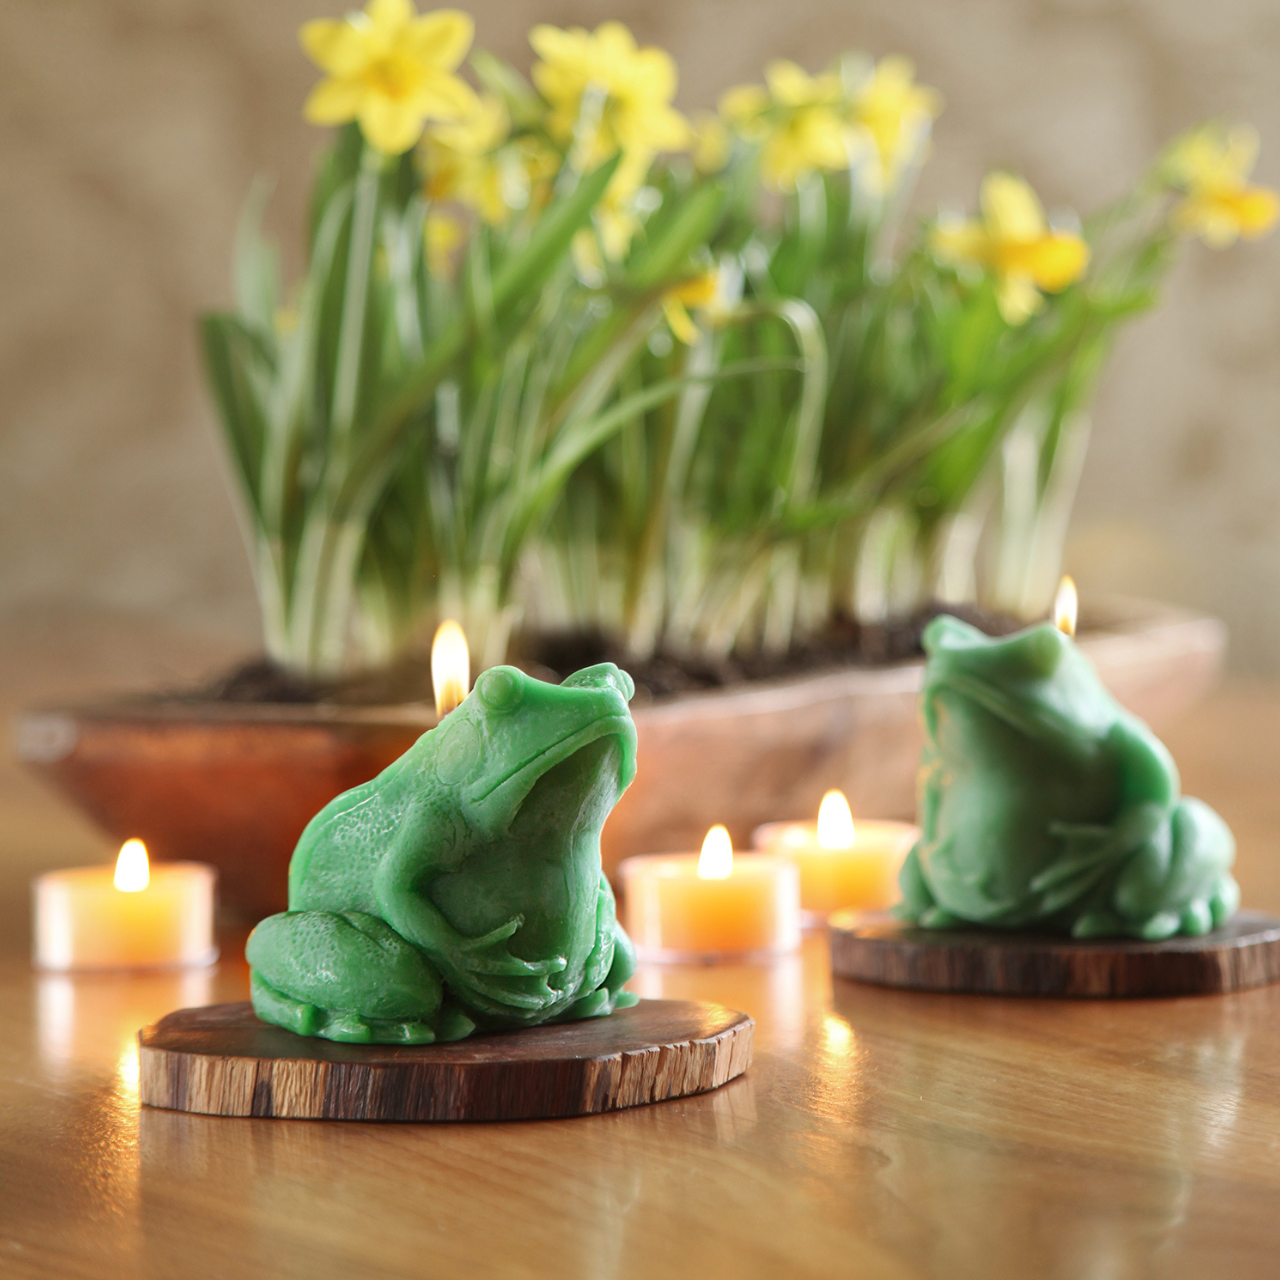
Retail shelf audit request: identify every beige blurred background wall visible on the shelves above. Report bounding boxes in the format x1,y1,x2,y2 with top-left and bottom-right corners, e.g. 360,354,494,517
4,0,1280,678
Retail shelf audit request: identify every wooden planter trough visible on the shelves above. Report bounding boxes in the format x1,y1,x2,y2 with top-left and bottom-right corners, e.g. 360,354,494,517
13,598,1226,920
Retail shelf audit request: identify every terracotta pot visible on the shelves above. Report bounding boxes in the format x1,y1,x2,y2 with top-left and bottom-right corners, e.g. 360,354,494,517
13,598,1225,921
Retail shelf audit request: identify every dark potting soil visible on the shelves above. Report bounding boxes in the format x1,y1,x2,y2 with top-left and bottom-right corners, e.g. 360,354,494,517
172,602,1028,708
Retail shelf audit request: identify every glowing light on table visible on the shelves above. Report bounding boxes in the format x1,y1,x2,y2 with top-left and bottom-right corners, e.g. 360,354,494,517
33,841,217,972
618,826,801,962
432,619,471,717
754,790,918,920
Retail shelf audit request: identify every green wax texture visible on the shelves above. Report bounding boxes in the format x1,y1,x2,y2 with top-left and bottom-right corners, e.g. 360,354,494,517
898,616,1239,940
246,663,641,1044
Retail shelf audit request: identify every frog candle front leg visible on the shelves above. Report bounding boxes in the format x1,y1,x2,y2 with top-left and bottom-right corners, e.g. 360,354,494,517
247,663,642,1044
898,615,1238,940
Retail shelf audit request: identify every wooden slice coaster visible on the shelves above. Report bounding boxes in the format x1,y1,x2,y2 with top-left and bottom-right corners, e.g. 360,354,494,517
139,998,753,1122
829,909,1280,998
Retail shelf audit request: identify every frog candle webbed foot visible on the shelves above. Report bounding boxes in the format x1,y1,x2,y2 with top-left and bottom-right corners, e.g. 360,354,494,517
1104,796,1238,939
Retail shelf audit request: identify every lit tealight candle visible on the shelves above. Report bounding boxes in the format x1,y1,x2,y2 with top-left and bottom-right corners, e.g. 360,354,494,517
753,791,918,922
618,826,801,962
33,840,217,971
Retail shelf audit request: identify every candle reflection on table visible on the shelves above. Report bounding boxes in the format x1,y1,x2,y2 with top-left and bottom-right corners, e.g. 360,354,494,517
37,966,216,1092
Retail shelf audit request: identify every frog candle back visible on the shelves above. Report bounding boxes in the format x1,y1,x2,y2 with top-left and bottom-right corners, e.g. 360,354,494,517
246,664,641,1044
898,616,1238,940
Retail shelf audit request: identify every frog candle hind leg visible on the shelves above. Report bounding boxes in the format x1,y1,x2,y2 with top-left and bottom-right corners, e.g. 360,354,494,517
247,910,473,1044
1100,796,1239,939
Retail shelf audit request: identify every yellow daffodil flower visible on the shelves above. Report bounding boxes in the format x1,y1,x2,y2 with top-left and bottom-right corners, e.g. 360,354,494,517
531,21,690,261
1163,124,1279,248
424,210,463,275
423,94,516,224
933,172,1090,324
300,0,476,156
661,270,720,345
848,56,940,189
691,112,731,175
721,61,847,191
530,22,691,170
571,190,642,281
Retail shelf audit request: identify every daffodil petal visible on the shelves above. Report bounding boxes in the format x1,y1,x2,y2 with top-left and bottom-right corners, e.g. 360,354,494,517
300,18,369,76
572,226,604,280
1021,233,1090,291
304,76,365,125
596,21,638,58
629,47,677,101
358,95,428,153
622,104,691,153
797,111,849,168
764,61,806,104
720,83,768,126
597,202,639,260
981,172,1047,242
1232,186,1280,236
663,297,699,345
404,9,474,70
693,112,731,172
669,271,719,307
366,0,414,36
528,24,581,65
1173,197,1240,247
995,274,1043,325
408,73,479,120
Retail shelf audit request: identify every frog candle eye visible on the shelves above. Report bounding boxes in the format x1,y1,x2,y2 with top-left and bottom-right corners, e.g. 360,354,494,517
476,666,523,713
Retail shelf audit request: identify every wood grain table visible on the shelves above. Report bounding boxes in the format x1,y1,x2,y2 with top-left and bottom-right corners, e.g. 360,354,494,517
4,675,1280,1278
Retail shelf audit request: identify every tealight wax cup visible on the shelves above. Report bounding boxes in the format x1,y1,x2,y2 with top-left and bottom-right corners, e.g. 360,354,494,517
33,841,217,971
619,826,801,962
754,791,917,921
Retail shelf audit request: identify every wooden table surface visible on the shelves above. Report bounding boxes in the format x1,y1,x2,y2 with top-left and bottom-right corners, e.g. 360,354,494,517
4,659,1280,1277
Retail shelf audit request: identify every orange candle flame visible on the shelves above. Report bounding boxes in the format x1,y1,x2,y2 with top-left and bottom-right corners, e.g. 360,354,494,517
697,825,734,880
816,790,856,850
432,619,470,717
113,839,150,893
1053,575,1078,637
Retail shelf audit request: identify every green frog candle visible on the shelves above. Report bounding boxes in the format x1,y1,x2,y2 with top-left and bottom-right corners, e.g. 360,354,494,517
246,663,641,1044
899,589,1238,940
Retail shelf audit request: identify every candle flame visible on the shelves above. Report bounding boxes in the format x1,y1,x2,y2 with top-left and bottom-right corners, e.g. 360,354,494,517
1053,575,1078,638
817,790,856,849
432,619,470,718
697,825,734,880
114,839,149,892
